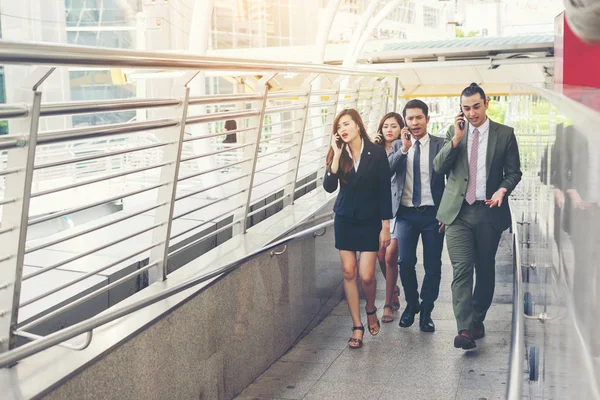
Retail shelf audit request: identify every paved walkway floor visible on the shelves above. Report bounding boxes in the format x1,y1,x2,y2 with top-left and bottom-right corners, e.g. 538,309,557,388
236,233,514,400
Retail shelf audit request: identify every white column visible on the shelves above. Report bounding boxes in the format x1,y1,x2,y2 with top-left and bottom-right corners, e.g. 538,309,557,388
186,0,219,194
313,0,342,64
310,0,342,156
342,0,382,67
348,0,407,67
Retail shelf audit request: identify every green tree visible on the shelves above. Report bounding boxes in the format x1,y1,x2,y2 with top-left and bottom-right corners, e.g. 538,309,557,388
487,100,507,124
455,28,480,38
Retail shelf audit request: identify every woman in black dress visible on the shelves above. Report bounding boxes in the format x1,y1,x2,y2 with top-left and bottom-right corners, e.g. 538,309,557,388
323,109,393,349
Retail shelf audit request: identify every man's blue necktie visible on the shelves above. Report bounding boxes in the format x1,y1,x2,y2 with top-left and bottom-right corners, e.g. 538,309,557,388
413,140,421,207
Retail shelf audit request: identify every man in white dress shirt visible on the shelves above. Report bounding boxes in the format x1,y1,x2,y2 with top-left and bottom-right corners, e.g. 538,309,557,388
388,100,446,333
434,84,522,350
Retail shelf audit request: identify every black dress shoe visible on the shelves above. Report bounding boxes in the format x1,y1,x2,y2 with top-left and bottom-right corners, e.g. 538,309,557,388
398,303,421,328
472,321,485,340
454,330,476,350
419,307,435,332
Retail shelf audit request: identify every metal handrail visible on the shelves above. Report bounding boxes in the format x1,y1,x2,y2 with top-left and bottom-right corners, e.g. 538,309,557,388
172,189,246,222
0,93,311,122
21,222,164,283
0,108,260,152
0,40,396,76
174,173,250,202
27,181,170,226
177,158,253,182
0,41,396,365
0,96,261,120
0,216,334,368
33,140,176,170
14,330,93,352
18,261,161,332
21,243,166,308
506,213,524,400
254,157,297,174
252,170,293,190
24,202,167,254
30,161,170,198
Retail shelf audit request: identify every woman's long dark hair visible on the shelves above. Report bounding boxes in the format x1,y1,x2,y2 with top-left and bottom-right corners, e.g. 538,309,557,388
375,112,404,146
325,109,370,183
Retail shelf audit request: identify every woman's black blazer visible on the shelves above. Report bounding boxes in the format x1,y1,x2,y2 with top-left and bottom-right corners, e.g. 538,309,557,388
323,139,393,221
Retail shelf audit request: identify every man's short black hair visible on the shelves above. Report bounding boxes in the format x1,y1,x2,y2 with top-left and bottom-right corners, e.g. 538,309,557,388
403,99,429,118
461,83,487,102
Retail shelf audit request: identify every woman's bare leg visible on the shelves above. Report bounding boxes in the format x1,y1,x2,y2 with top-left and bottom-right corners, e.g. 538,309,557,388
340,250,363,342
359,251,379,335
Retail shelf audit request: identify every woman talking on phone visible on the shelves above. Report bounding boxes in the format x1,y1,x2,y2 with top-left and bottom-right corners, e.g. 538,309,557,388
373,112,405,323
323,109,393,349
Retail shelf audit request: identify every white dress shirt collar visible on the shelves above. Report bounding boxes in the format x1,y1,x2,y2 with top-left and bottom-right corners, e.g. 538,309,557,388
345,139,364,172
469,117,490,137
411,133,430,147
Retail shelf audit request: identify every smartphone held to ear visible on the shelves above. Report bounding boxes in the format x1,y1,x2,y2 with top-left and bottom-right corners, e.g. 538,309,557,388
458,108,465,130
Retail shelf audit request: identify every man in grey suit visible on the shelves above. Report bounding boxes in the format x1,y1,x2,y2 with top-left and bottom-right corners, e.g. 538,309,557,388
388,99,446,332
434,83,522,350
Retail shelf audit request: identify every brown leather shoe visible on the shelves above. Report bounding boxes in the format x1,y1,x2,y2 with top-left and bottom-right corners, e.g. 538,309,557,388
472,321,485,340
454,330,476,350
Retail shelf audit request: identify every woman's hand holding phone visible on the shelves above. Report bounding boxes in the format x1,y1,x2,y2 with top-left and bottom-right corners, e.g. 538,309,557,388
329,132,343,175
331,132,343,157
400,127,412,153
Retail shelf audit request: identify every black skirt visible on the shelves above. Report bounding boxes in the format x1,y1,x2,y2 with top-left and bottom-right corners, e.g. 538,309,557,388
334,214,382,252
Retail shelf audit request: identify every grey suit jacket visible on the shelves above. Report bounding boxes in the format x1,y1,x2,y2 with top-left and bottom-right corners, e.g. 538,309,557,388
433,119,522,230
387,135,446,218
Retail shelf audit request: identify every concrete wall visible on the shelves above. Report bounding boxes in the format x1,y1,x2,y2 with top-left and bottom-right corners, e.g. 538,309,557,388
42,219,343,400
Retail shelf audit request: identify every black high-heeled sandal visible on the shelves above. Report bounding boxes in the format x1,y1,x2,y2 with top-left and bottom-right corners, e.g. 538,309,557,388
348,326,364,349
366,307,380,336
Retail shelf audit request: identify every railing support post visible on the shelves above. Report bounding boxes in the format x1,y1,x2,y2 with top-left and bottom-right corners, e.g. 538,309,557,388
351,77,364,110
287,74,318,205
148,72,196,283
0,67,54,353
243,74,276,233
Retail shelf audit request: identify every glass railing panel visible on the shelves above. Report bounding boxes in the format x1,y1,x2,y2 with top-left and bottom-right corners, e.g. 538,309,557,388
508,83,600,399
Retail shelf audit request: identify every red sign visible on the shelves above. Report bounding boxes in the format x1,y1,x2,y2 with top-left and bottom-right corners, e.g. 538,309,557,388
555,12,600,89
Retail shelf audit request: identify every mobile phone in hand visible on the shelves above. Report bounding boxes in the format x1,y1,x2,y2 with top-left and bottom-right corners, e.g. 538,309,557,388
458,108,465,130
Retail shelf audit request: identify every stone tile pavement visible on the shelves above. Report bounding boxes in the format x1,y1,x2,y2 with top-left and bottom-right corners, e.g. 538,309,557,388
236,234,514,400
